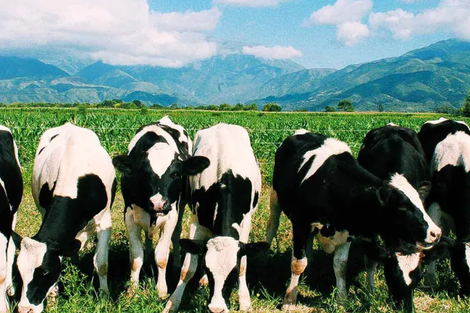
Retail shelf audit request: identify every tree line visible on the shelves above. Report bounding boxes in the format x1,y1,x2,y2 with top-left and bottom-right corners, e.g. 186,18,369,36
0,99,284,112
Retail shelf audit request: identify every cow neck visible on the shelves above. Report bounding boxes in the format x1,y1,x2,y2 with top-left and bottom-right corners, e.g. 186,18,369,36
34,197,88,252
334,162,387,238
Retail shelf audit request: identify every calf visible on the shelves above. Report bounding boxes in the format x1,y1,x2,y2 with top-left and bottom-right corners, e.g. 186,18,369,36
112,116,209,297
418,117,470,295
0,126,23,313
164,123,265,313
267,129,441,311
17,123,116,313
357,124,433,313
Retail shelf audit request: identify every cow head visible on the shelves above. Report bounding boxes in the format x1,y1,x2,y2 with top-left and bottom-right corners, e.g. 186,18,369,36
17,237,80,313
181,237,269,313
113,149,209,219
377,174,441,250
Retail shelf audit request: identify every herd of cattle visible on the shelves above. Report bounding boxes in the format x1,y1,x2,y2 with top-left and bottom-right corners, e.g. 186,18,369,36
0,116,469,313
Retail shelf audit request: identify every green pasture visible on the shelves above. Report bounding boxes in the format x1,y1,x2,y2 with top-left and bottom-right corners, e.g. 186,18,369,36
1,108,468,312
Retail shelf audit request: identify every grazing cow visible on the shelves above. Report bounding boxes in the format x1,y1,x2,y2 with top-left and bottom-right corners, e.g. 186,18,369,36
112,116,209,298
17,123,116,313
418,117,470,295
357,124,433,313
164,123,266,313
0,126,23,313
267,129,441,311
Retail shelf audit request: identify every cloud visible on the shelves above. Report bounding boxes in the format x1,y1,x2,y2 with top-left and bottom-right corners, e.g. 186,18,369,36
242,45,302,60
151,7,221,32
370,0,470,40
307,0,372,45
0,0,221,67
310,0,373,24
337,22,370,46
213,0,290,7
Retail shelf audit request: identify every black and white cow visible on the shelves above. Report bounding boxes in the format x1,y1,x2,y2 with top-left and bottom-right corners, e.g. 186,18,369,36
418,117,470,295
17,123,116,313
112,116,209,298
357,123,435,313
267,129,441,311
163,123,265,313
0,126,23,313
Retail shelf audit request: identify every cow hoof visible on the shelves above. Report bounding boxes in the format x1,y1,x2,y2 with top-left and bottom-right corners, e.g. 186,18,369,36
162,300,178,313
281,304,296,312
240,305,252,312
158,289,168,299
199,274,209,287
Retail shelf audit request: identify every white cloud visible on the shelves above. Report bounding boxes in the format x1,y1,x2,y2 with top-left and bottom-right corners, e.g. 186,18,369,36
151,7,221,32
0,0,221,67
307,0,373,45
213,0,290,7
310,0,373,24
337,22,370,46
370,0,470,40
242,45,302,60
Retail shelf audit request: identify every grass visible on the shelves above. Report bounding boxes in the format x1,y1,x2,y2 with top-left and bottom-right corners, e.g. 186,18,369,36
4,108,470,312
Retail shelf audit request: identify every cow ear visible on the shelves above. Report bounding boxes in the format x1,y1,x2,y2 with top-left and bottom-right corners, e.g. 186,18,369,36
61,240,81,257
376,185,391,207
112,155,134,175
417,181,431,201
182,156,210,176
239,242,271,257
180,239,207,254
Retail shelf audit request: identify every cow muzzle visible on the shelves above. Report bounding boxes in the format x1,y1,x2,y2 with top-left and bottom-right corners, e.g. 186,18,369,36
418,227,442,250
150,194,169,216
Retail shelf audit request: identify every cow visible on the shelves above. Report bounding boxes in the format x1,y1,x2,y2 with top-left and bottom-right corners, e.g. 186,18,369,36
0,126,23,313
16,122,116,313
112,116,209,298
357,123,434,313
266,129,441,311
163,123,266,313
418,117,470,295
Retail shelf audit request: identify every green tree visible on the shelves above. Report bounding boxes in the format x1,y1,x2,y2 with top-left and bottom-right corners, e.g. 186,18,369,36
262,102,282,112
244,103,259,111
337,100,354,112
219,103,231,111
461,91,470,117
377,104,384,112
324,105,336,112
231,103,245,111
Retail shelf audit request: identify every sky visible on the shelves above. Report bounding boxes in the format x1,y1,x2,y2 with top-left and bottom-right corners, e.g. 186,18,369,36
0,0,469,70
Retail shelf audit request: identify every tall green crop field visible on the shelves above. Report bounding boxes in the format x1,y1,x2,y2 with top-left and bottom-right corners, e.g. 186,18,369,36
1,108,467,312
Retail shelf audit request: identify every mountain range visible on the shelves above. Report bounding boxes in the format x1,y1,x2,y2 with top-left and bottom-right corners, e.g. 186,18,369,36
1,38,469,111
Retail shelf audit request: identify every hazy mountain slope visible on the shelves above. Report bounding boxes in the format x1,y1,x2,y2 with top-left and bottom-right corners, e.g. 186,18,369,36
256,39,470,112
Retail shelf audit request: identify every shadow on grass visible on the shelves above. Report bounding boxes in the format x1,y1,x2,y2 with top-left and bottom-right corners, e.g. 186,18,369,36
8,235,462,312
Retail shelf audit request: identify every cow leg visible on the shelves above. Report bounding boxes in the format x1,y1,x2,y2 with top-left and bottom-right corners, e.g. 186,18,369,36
424,202,442,288
163,218,208,313
333,241,351,305
384,257,415,313
155,209,178,298
0,233,9,313
94,213,111,294
6,213,16,297
282,221,309,312
364,255,377,293
171,199,186,271
267,189,281,250
238,255,251,311
450,241,470,296
125,210,144,291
